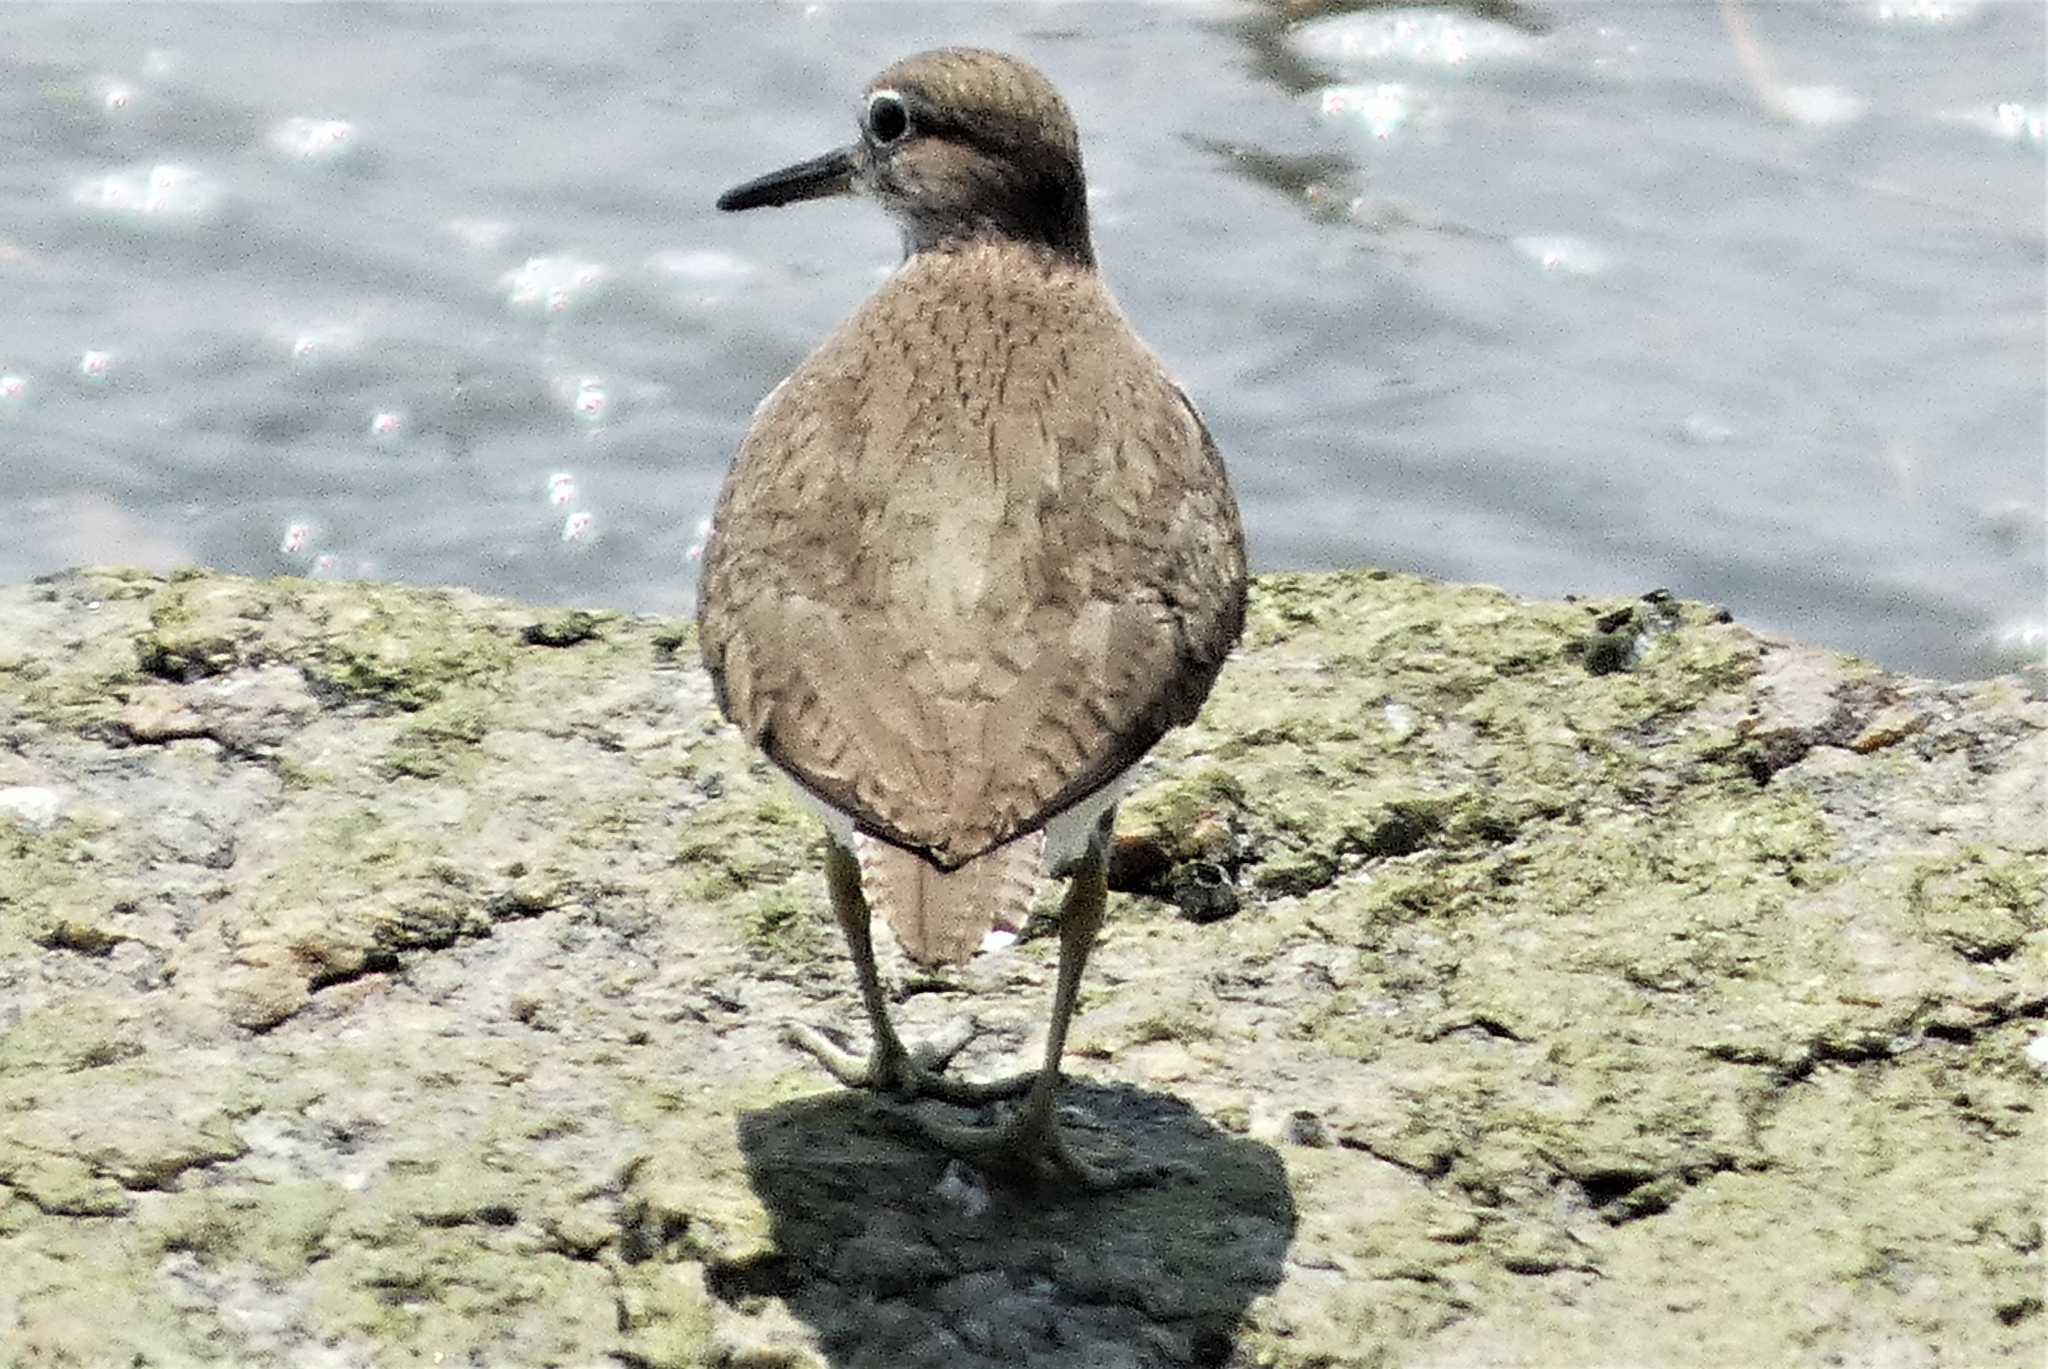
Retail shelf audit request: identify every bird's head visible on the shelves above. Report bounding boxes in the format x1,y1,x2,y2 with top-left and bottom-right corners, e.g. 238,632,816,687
716,48,1094,267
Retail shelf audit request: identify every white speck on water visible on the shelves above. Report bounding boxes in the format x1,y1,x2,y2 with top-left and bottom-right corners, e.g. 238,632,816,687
1293,8,1535,69
269,116,357,161
446,217,513,250
78,349,112,382
1514,235,1608,276
369,411,404,440
547,472,577,506
284,321,360,365
502,254,608,314
1988,618,2047,663
0,374,27,409
1867,0,1984,25
72,162,220,222
561,511,595,543
1679,414,1735,445
280,521,313,555
1770,84,1866,128
101,80,135,112
1317,83,1414,140
1950,101,2047,146
0,786,64,829
571,377,606,422
647,248,754,284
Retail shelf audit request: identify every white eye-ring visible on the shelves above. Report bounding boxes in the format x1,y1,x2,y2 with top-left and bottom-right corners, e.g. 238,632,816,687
866,88,911,145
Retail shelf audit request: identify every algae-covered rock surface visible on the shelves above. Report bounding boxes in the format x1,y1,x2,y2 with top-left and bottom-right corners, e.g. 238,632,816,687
1,566,2041,1368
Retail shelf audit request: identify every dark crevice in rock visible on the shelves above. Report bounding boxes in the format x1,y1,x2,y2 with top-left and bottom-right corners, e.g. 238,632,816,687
416,1203,518,1229
704,1251,801,1301
1427,1015,1526,1044
615,1197,691,1265
521,611,604,647
1996,1296,2043,1327
306,949,402,994
31,920,127,956
116,1148,245,1192
486,885,566,921
1336,1134,1455,1180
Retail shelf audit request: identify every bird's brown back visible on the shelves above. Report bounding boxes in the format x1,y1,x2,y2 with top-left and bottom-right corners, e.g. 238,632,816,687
698,239,1245,870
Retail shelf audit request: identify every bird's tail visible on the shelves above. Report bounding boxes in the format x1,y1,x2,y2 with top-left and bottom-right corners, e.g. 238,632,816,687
856,831,1043,967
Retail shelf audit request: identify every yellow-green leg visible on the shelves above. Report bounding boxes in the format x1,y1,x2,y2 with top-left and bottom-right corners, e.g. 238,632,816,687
911,834,1123,1189
786,842,1030,1104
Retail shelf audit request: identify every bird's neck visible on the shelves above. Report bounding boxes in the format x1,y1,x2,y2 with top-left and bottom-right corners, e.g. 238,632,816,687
896,177,1094,268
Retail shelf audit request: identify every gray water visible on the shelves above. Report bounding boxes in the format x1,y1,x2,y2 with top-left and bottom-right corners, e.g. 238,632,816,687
1,1,2041,680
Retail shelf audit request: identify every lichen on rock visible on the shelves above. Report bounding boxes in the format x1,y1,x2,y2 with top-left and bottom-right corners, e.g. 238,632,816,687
0,566,2040,1367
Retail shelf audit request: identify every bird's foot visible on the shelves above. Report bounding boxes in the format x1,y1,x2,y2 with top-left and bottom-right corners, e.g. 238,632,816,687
910,1098,1142,1192
784,1020,1034,1105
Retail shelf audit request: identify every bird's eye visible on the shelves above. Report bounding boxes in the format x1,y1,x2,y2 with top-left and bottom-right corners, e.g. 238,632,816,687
866,89,910,145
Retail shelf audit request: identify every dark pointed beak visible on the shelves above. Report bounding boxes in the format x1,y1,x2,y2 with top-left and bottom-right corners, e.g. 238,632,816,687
716,146,858,212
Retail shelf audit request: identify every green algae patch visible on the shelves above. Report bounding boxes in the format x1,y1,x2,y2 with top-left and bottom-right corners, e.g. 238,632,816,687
134,572,279,681
0,822,99,960
1150,571,1769,910
146,1180,350,1277
0,995,146,1075
300,586,516,710
673,775,824,907
383,690,495,779
133,574,518,710
1906,848,2044,963
740,884,834,961
12,1154,135,1217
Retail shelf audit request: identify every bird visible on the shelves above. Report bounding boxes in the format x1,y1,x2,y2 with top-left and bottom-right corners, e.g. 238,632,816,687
699,47,1246,1187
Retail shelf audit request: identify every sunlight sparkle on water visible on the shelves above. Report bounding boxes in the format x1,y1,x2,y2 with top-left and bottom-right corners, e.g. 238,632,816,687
285,322,361,365
1513,236,1608,276
1318,84,1413,140
1678,415,1735,445
1292,8,1534,68
648,248,754,305
1769,85,1865,127
447,219,513,251
270,117,357,162
280,523,313,556
72,163,219,222
647,249,753,283
548,472,577,507
1989,619,2047,668
1950,102,2048,146
561,511,595,543
1867,0,1984,24
501,255,609,315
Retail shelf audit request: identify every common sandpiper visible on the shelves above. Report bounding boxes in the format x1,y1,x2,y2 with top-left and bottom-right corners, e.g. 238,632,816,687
701,47,1247,1186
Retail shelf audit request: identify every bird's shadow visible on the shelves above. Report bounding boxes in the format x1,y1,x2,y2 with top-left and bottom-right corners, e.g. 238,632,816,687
724,1081,1296,1368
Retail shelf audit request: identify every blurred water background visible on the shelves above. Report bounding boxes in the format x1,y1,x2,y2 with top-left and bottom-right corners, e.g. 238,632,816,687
0,1,2041,680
